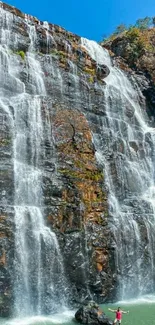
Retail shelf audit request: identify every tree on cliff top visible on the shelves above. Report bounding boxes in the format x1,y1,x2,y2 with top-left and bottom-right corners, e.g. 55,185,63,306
135,17,152,29
152,17,155,27
115,24,127,34
101,16,155,44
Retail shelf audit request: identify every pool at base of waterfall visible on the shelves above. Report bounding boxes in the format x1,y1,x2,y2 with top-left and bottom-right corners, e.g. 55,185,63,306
1,297,155,325
0,310,75,325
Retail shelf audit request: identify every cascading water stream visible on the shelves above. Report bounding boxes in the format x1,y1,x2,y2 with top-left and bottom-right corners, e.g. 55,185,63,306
0,6,68,317
81,38,155,300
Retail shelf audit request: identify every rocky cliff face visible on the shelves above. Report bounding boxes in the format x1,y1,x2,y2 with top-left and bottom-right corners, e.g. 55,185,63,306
1,2,155,318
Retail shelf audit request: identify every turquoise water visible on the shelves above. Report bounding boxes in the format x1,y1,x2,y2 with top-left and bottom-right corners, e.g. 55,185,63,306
104,301,155,325
1,297,155,325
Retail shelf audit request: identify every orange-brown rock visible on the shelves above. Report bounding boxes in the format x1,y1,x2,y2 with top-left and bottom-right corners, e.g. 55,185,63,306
47,108,108,232
0,249,6,265
102,27,155,82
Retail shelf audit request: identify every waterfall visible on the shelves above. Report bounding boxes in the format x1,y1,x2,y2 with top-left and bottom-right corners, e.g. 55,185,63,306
2,1,155,312
81,38,155,300
0,6,68,317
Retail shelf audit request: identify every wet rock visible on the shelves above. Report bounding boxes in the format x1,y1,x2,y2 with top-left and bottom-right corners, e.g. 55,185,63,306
129,141,138,152
96,64,110,80
75,301,113,325
125,105,135,118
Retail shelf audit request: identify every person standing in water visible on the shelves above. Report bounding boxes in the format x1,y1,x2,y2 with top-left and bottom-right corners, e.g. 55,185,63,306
108,307,129,324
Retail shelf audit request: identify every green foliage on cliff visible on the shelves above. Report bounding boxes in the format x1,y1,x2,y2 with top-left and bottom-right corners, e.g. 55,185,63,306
58,167,103,181
0,137,11,146
135,17,152,30
83,67,96,75
115,24,127,34
16,50,25,60
125,28,146,61
50,49,66,57
126,27,140,40
124,26,155,63
101,21,155,82
102,16,154,42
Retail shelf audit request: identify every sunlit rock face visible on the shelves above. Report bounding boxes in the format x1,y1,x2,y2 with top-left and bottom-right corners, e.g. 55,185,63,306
102,30,155,122
1,2,155,318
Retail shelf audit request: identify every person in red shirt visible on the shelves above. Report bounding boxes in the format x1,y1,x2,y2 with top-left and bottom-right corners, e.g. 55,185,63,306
108,307,129,324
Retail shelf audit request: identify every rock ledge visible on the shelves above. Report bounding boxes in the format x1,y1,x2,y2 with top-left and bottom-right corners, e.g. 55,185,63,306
75,301,113,325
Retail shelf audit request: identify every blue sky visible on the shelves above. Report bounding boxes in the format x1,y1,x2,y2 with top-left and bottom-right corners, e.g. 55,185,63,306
5,0,155,41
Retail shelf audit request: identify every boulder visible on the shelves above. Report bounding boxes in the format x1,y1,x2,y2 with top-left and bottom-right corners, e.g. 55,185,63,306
75,301,113,325
96,65,110,80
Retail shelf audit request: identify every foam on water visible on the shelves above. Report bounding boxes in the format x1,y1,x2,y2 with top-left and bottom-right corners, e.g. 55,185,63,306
116,295,155,305
7,310,75,325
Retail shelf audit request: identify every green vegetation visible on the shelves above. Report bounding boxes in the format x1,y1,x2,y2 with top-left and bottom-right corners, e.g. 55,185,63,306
16,50,25,60
115,24,127,34
58,167,103,181
68,33,75,41
126,27,140,40
50,49,66,57
135,17,152,30
102,16,155,42
126,26,155,62
125,28,145,61
83,67,96,75
88,76,94,83
0,138,11,146
101,16,155,67
50,49,68,65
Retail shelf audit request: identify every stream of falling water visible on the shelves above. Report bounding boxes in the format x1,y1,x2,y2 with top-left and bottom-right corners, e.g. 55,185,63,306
81,38,155,300
0,6,68,317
